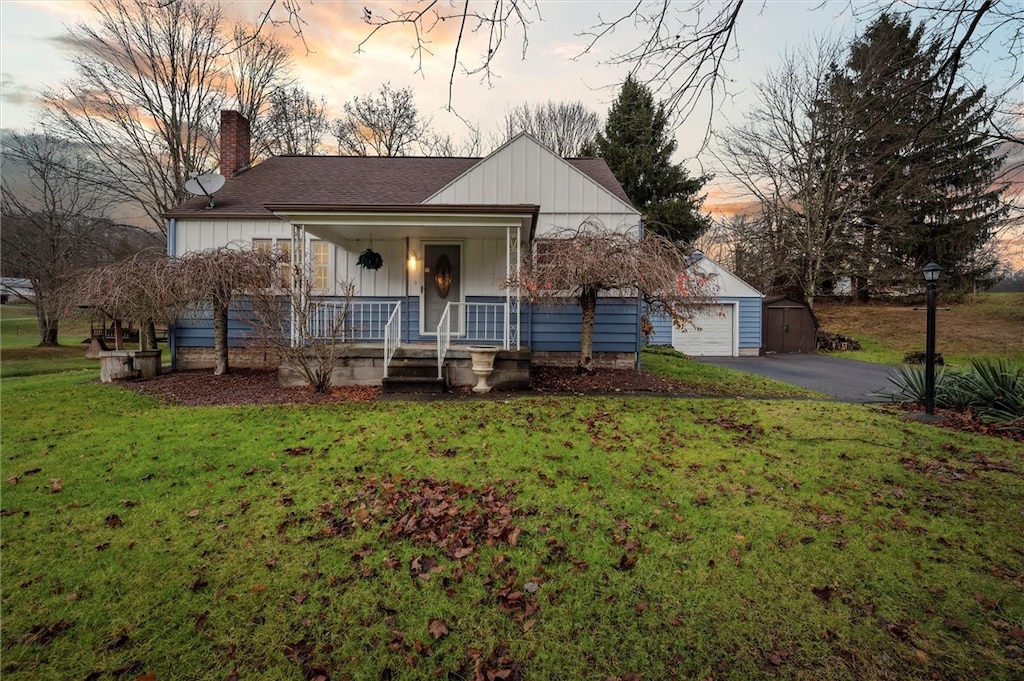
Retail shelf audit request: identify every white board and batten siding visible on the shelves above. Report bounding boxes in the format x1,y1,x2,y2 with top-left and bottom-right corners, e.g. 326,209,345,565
174,219,413,298
425,134,641,236
174,217,286,255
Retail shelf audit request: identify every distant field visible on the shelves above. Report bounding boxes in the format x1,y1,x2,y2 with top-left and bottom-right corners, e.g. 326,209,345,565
815,293,1023,366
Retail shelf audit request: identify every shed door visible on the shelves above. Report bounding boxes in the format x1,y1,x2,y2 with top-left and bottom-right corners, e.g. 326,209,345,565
672,304,735,357
764,305,814,353
422,244,462,335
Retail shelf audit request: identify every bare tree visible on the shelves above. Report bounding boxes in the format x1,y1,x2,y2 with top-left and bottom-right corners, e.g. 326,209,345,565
42,0,227,234
262,0,1019,150
246,260,356,393
334,83,441,157
42,0,294,234
265,86,331,155
716,41,858,305
0,132,134,346
500,101,600,156
228,24,295,161
518,220,717,373
178,247,277,376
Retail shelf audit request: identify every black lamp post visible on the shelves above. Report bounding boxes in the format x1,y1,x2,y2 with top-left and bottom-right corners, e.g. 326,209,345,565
922,262,941,415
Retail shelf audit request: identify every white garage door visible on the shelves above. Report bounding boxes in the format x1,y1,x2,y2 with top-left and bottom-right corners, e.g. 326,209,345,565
671,304,735,357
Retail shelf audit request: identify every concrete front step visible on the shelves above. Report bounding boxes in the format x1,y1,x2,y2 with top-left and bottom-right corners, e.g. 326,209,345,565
381,375,447,394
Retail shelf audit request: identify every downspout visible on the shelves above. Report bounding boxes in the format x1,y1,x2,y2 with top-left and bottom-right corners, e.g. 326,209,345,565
167,218,177,371
636,218,644,372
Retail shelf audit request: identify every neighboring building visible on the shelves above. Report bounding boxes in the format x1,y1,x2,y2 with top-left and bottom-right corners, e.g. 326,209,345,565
164,111,676,386
0,278,34,304
647,254,763,357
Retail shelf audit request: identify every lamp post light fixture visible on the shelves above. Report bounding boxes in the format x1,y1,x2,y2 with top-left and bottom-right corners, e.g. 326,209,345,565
922,262,941,416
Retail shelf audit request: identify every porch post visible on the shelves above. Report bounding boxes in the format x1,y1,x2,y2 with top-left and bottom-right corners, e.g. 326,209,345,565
290,223,307,347
506,225,521,350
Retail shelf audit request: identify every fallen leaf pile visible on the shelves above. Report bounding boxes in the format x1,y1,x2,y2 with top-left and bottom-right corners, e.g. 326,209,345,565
346,475,523,561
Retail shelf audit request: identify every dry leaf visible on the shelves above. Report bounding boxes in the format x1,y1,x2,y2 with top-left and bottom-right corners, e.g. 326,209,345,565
427,618,449,640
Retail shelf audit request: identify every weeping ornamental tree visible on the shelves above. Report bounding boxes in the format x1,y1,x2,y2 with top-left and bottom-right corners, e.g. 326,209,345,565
74,252,183,350
519,221,717,374
178,247,278,376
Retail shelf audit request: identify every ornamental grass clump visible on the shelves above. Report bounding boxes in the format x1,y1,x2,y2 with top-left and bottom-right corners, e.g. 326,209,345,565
881,358,1024,429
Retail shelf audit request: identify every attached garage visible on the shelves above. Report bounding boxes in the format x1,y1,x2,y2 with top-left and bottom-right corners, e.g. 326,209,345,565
672,303,736,357
648,254,763,357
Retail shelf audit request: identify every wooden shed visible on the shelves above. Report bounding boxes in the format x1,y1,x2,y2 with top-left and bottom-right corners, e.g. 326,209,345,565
762,296,818,353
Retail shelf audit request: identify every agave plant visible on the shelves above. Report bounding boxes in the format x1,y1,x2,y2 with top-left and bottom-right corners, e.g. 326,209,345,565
880,359,1023,430
880,365,961,407
969,358,1024,427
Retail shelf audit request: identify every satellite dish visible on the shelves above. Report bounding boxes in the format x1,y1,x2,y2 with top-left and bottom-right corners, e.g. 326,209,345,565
184,172,226,209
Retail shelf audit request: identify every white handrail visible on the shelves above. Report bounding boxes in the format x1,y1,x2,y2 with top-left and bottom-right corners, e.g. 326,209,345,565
383,302,402,378
444,302,509,348
436,303,452,379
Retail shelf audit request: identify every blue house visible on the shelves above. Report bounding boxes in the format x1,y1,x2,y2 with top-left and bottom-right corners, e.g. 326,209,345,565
163,111,664,387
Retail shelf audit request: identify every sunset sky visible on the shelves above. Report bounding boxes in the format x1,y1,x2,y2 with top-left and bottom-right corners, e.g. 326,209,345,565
1,0,1020,264
0,1,858,181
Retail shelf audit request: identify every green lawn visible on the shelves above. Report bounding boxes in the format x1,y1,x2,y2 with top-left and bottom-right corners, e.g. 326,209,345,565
0,305,97,378
2,372,1021,680
641,345,824,398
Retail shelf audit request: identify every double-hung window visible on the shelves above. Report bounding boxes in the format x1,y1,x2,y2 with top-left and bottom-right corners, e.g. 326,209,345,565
253,237,330,291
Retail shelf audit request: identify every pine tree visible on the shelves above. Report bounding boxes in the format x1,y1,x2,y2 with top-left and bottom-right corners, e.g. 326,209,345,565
827,14,1007,297
588,76,711,244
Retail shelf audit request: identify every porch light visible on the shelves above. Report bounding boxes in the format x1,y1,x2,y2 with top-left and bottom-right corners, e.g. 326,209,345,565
408,252,417,270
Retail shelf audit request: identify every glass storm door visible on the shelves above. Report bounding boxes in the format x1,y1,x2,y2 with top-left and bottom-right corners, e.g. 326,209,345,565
423,243,461,334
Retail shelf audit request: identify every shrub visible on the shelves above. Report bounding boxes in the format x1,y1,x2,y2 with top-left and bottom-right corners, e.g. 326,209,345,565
881,359,1024,430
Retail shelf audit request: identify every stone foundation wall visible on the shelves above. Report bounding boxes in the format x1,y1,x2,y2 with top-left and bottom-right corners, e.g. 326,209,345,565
174,347,276,371
276,347,532,390
530,351,637,370
444,352,531,390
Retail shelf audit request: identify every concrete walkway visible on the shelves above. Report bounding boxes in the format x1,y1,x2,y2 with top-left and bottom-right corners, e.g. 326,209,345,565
697,354,898,403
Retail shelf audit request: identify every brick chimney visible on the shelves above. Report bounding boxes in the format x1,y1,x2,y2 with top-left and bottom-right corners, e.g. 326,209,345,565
220,110,250,178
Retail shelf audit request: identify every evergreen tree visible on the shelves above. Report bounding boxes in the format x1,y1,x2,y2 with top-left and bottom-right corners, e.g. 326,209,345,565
827,14,1007,297
587,76,711,244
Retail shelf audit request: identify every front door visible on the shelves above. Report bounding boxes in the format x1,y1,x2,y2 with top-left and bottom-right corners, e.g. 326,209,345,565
423,243,462,335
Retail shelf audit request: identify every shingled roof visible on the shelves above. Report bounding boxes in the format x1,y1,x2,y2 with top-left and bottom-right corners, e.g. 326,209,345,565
164,154,634,219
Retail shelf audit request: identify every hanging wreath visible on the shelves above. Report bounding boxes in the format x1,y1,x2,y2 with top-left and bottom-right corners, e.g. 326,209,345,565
356,247,384,270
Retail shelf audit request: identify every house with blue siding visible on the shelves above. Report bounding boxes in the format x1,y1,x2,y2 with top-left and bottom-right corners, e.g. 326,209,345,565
647,254,763,357
164,110,659,388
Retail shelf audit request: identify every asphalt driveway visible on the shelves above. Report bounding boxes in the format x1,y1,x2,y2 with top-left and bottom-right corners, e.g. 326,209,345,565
697,354,898,403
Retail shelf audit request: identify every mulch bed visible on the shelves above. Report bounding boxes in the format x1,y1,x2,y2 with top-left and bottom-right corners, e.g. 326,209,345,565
122,369,378,406
121,366,689,406
119,367,1020,441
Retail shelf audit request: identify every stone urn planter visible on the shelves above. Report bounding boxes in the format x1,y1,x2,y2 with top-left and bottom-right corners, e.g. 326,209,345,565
467,346,501,393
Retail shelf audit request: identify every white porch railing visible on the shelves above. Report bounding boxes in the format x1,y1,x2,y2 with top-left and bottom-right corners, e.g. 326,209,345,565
436,301,510,379
308,300,399,341
436,304,452,379
383,302,402,379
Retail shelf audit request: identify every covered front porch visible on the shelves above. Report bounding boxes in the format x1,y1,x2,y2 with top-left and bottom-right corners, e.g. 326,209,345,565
270,203,537,387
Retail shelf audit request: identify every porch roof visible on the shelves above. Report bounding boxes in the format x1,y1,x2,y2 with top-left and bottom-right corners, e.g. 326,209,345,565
267,203,539,242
